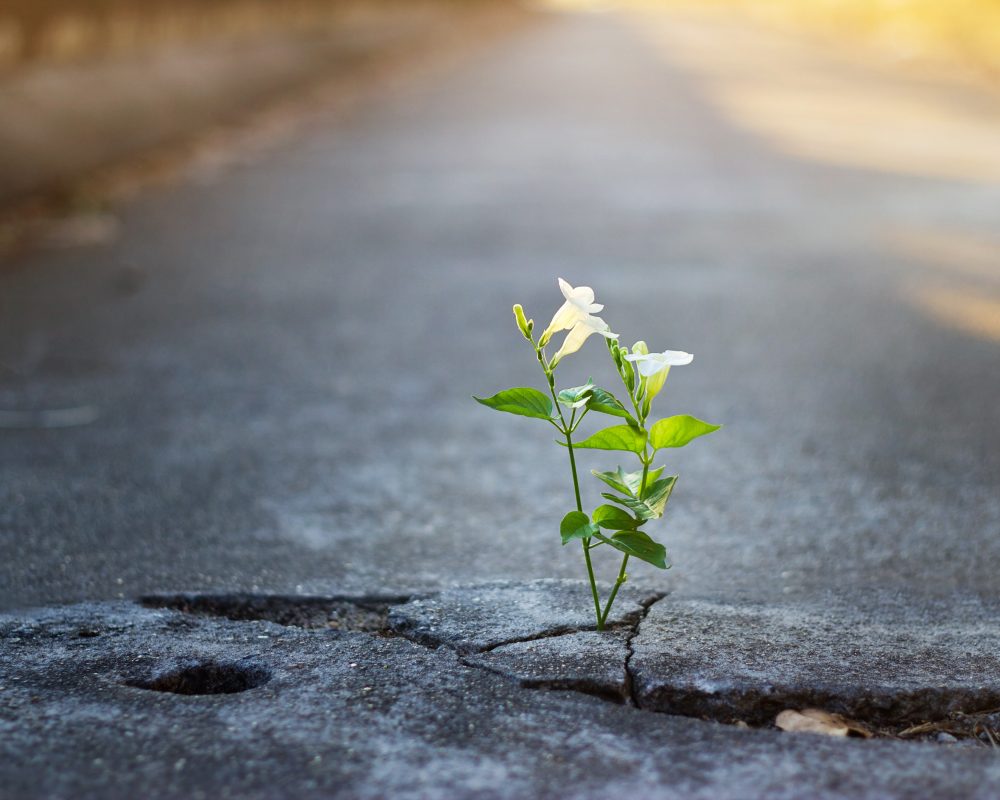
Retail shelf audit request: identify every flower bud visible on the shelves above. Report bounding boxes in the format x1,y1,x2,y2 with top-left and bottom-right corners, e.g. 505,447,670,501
513,304,532,340
632,340,649,356
622,363,635,392
608,337,622,365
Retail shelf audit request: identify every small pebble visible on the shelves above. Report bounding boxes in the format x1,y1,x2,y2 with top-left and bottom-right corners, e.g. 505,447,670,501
936,732,958,743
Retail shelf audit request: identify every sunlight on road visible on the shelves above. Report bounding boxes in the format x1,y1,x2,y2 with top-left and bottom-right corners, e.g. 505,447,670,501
904,283,1000,343
631,10,1000,183
887,229,1000,282
888,228,1000,343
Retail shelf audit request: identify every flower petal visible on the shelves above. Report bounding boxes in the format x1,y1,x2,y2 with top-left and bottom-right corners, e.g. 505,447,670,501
635,357,668,377
625,349,693,373
545,300,589,337
551,321,596,364
659,350,694,366
571,285,596,306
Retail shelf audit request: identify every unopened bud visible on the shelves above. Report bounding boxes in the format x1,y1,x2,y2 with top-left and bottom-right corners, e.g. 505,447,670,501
513,304,532,340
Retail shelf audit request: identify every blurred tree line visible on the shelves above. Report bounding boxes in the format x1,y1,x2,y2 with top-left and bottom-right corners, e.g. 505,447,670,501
0,0,480,69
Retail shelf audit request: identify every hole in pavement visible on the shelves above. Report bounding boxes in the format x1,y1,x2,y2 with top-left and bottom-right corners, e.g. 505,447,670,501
125,658,270,695
140,593,411,633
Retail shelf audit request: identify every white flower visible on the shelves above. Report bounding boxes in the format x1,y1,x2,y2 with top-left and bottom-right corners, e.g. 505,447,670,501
623,349,694,376
550,316,618,367
624,349,693,400
540,278,606,345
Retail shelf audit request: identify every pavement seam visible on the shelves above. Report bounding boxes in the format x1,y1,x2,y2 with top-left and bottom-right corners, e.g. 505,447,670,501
475,621,633,655
623,592,667,709
131,590,1000,745
138,591,656,706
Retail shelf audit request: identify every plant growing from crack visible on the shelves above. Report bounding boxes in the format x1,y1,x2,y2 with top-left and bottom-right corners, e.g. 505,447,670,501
475,278,720,630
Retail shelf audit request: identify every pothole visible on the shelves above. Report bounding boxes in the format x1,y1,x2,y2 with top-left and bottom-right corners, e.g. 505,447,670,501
140,592,411,633
125,658,270,695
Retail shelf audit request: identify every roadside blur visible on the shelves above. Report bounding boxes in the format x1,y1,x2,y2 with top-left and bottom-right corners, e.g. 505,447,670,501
0,0,475,70
0,0,515,207
549,0,1000,77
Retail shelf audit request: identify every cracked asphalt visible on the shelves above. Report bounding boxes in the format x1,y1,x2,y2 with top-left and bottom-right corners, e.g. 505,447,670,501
2,5,1000,797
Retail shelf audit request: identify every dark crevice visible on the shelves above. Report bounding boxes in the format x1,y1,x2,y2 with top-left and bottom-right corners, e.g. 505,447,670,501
400,594,667,657
140,592,416,633
476,621,630,655
642,685,1000,731
523,680,629,705
457,654,630,704
459,592,669,706
131,590,999,745
624,592,665,708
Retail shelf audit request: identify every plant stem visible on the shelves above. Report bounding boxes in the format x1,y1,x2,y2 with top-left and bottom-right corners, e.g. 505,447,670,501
599,554,629,626
600,450,651,626
566,426,603,630
547,378,604,630
638,458,650,499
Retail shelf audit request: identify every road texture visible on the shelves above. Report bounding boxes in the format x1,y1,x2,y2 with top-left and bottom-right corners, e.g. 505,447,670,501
2,5,1000,797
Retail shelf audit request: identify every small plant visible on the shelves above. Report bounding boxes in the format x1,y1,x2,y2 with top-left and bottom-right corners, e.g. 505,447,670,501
475,279,720,629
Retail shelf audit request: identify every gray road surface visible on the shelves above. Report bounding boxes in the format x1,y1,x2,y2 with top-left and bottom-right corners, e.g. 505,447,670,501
2,8,1000,796
4,9,998,611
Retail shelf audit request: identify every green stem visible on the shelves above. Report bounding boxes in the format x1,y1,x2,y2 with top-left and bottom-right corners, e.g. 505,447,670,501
638,458,650,500
566,425,603,630
565,428,583,512
599,554,629,626
600,450,651,626
548,378,603,630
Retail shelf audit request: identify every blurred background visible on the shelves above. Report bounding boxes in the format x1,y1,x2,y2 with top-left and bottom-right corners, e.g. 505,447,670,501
1,0,998,610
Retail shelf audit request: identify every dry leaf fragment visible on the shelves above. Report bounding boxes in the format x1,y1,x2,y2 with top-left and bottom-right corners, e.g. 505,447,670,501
775,709,873,738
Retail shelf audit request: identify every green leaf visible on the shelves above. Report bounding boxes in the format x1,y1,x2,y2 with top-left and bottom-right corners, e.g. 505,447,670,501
592,504,640,530
591,469,630,496
600,530,669,569
474,387,554,421
649,415,721,450
600,476,675,520
560,511,597,545
601,492,657,521
585,388,639,429
574,425,647,454
642,476,678,518
592,466,664,498
557,381,595,409
620,466,665,497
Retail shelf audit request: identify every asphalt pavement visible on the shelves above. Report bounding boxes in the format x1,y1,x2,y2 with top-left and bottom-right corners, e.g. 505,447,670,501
2,6,1000,797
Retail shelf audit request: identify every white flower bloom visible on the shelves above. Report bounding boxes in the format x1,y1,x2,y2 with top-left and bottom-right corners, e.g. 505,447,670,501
550,317,619,367
540,278,606,345
624,349,694,376
624,349,693,401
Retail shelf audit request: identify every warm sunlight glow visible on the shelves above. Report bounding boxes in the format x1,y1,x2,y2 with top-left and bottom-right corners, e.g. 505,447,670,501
630,10,1000,183
905,283,1000,343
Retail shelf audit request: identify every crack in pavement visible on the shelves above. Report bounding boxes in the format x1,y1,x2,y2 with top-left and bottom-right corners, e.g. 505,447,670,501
624,592,666,708
82,587,1000,745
